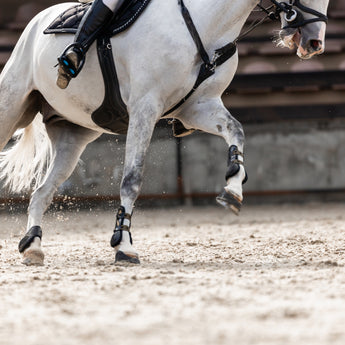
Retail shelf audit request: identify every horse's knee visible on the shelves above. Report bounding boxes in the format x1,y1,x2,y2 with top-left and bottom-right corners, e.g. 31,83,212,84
221,113,245,143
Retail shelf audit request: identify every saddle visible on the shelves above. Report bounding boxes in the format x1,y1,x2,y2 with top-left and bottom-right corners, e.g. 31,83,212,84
44,0,152,134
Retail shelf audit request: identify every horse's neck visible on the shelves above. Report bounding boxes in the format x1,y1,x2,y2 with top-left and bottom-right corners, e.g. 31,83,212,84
185,0,259,49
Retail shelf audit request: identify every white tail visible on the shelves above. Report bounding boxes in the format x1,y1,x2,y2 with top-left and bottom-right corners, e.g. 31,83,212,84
0,115,52,194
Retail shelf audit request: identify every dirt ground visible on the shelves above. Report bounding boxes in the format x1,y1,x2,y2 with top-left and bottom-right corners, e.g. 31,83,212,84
0,202,345,345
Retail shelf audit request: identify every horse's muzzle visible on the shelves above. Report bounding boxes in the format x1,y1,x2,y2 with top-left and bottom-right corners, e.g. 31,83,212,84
279,28,325,60
297,39,324,59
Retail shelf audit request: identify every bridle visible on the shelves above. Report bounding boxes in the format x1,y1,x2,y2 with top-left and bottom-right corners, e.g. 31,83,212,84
236,0,328,43
165,0,328,116
268,0,328,29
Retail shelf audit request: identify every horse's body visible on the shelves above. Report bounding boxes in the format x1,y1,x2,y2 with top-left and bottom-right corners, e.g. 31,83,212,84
0,0,329,265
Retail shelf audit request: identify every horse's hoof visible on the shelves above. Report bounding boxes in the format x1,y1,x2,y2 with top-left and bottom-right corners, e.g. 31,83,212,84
216,189,242,215
22,249,44,266
115,251,140,265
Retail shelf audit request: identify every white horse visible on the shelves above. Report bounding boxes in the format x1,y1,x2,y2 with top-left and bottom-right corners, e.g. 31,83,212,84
0,0,329,265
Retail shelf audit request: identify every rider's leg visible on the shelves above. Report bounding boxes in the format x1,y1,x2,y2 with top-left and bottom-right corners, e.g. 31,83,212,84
57,0,125,89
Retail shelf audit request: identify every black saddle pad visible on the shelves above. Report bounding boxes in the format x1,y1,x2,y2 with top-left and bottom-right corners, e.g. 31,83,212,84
44,0,152,35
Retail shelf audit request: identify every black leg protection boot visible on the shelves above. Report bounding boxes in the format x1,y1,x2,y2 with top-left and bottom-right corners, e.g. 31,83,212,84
57,0,114,89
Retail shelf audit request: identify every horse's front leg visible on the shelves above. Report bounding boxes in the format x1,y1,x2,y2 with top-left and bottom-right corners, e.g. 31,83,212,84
178,98,247,214
111,98,162,264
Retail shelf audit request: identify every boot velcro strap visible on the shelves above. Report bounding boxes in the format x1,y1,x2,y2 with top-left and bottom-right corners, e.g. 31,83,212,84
232,159,244,165
110,229,133,248
231,149,244,157
117,225,130,232
123,213,132,221
115,206,132,227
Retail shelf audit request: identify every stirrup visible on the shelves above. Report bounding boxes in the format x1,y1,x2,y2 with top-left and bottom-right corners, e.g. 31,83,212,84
57,43,86,79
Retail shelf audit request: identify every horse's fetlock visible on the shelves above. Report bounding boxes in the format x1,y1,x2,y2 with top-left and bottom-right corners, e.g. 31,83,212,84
110,206,133,248
18,226,42,253
225,145,248,184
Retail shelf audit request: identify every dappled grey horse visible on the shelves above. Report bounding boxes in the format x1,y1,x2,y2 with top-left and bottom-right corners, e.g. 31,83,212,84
0,0,329,265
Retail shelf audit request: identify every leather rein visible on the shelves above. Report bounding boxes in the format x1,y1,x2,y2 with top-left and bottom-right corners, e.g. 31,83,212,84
164,0,328,116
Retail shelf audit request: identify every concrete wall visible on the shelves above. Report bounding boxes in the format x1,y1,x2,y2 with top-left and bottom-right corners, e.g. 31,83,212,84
57,127,179,198
1,117,345,205
53,119,345,200
181,120,345,195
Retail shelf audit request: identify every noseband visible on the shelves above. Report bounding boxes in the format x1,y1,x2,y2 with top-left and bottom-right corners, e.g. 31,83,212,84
270,0,328,29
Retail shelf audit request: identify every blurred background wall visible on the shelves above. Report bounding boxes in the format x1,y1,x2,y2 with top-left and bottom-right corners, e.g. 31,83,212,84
1,0,345,207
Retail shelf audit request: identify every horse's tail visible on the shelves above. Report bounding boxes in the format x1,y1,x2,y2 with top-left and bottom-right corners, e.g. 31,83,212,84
0,115,52,194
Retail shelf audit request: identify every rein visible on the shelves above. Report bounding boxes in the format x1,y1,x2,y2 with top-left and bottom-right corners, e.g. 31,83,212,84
164,0,328,116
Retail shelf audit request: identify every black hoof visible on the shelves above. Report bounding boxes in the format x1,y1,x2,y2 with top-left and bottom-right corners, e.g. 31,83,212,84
216,189,242,215
115,251,140,265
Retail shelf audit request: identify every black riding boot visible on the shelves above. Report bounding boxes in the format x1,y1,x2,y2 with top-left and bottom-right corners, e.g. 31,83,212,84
57,0,114,89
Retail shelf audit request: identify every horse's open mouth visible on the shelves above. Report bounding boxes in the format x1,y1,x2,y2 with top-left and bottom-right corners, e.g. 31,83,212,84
279,28,323,60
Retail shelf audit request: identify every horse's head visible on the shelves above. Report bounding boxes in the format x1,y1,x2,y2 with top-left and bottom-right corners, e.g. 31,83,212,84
274,0,329,59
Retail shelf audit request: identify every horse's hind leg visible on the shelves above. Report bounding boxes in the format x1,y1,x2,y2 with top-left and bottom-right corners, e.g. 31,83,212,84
21,121,100,265
178,98,247,214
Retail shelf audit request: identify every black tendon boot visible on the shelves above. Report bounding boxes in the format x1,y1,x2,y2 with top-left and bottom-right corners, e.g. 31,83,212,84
56,0,114,89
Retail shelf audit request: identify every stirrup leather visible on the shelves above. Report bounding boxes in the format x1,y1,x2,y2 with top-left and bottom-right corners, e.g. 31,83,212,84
58,43,86,79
